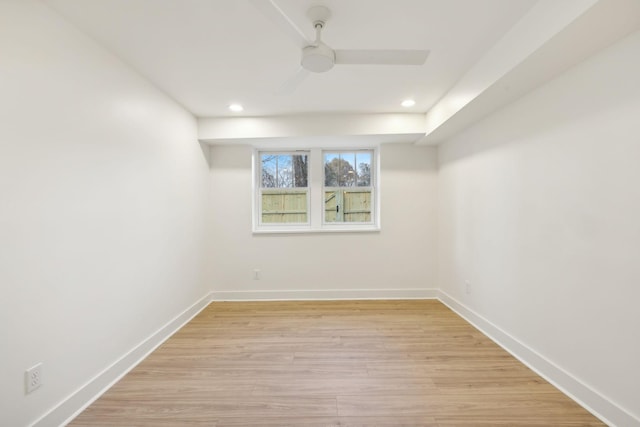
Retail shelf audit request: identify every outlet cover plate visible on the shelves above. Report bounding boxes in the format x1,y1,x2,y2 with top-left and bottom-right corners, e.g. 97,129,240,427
25,363,42,394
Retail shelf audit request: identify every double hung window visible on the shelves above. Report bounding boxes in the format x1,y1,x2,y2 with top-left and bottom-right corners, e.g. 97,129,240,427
323,151,373,224
258,152,309,225
254,148,378,233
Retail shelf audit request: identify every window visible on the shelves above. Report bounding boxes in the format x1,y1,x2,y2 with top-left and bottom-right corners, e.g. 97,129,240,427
253,148,378,233
258,152,309,225
324,151,373,224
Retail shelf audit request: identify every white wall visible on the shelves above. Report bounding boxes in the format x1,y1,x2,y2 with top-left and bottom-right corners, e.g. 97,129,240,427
437,29,640,425
209,143,437,299
0,2,210,426
3,1,637,426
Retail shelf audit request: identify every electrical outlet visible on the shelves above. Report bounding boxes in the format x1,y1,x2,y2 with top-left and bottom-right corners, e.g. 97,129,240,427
25,363,42,394
253,269,261,280
465,280,471,294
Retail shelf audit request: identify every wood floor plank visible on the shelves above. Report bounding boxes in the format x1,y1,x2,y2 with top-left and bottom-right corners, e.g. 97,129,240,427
69,300,604,426
251,376,437,397
337,416,439,426
337,393,599,420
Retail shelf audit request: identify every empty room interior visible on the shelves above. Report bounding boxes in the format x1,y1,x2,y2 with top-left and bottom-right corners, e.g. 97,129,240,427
2,0,640,426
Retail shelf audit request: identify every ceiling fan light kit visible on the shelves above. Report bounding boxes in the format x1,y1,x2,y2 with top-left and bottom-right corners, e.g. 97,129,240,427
301,43,334,73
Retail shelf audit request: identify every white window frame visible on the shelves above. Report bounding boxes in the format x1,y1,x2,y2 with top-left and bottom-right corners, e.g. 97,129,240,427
253,147,380,234
254,151,311,231
322,149,375,226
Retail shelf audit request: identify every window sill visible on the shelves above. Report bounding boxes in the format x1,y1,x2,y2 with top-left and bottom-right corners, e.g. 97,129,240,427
253,225,381,235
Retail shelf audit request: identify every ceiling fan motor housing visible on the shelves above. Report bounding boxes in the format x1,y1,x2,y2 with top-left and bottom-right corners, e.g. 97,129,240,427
301,42,335,73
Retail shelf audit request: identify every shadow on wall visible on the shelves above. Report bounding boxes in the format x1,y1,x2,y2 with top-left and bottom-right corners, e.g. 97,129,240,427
438,32,640,166
199,141,212,169
210,144,252,170
381,143,437,171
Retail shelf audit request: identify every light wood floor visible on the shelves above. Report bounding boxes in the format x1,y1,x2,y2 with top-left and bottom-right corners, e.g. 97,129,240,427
70,300,604,426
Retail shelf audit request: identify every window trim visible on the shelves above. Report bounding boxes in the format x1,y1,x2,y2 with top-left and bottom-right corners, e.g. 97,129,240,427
253,148,380,234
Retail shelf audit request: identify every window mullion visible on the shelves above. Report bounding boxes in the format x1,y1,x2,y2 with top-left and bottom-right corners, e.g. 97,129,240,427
310,147,322,229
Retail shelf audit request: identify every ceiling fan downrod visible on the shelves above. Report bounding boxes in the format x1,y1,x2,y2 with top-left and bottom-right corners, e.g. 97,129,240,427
301,10,334,73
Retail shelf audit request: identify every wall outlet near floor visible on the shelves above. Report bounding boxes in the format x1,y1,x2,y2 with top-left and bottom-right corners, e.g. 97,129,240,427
465,280,471,294
25,363,43,394
253,269,261,280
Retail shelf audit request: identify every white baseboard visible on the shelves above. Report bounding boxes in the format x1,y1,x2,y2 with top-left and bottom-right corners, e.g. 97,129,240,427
211,288,438,301
30,289,636,427
31,292,213,427
437,290,639,427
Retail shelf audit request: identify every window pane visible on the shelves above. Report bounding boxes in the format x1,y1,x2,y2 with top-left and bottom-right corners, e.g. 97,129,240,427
324,152,357,187
261,155,277,188
261,153,308,188
276,154,292,188
262,190,308,223
324,153,339,186
291,154,308,187
325,189,372,223
342,153,356,187
344,189,372,222
324,190,339,222
356,152,371,186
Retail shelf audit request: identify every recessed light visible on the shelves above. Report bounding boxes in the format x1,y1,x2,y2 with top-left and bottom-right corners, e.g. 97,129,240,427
401,99,416,108
229,103,244,112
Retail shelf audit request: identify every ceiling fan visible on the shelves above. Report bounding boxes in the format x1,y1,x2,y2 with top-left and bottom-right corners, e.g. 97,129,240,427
249,1,430,93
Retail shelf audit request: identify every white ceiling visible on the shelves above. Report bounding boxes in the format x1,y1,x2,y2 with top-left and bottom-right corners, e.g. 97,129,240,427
44,0,537,118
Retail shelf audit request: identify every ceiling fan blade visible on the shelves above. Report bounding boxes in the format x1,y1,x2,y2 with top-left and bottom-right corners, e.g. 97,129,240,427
248,0,310,48
334,49,430,65
278,68,310,95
